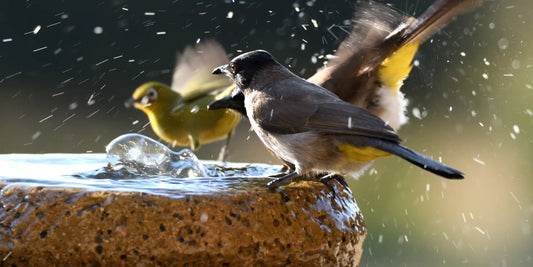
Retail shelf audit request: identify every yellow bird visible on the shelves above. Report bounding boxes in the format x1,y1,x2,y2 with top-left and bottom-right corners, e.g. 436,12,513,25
125,41,240,157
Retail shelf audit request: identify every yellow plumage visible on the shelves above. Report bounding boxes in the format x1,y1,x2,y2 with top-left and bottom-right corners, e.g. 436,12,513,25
126,41,241,152
378,41,420,92
337,42,420,162
338,143,392,162
129,82,239,150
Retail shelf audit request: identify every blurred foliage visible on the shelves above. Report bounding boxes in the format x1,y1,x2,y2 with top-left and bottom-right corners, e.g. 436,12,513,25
0,0,531,266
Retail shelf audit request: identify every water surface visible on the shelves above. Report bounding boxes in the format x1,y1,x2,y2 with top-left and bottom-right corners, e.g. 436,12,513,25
0,153,283,197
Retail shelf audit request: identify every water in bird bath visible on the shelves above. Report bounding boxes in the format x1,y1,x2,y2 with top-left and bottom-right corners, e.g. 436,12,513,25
0,134,282,197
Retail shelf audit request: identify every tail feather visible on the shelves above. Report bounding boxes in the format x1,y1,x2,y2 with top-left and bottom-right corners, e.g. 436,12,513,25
403,0,485,45
374,141,464,179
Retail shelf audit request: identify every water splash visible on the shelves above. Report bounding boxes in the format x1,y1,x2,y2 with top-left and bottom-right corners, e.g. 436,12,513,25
106,133,207,178
0,153,282,197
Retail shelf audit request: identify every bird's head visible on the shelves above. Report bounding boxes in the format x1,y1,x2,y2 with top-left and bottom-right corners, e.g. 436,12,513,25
125,82,178,113
212,50,281,89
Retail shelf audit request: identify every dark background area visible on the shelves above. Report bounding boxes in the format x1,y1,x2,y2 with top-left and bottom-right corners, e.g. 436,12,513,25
0,0,481,154
1,0,532,266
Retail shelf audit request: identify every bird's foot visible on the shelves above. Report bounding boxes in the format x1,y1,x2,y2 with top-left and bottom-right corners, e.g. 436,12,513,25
266,172,298,190
318,173,347,199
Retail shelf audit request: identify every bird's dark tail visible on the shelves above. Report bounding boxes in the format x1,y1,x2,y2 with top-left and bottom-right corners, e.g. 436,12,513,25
373,141,464,179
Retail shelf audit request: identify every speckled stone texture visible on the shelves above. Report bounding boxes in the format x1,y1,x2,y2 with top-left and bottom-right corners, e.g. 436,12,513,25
0,180,366,266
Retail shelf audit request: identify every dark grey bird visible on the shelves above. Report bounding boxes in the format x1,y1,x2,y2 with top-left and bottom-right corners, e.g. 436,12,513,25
212,50,463,188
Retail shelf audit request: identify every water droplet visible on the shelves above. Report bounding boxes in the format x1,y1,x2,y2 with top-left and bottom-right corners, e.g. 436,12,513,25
93,26,103,34
293,3,300,12
511,59,520,69
513,125,519,134
33,25,41,34
473,158,485,166
498,38,509,50
32,131,41,141
311,19,318,28
69,102,78,110
190,105,200,114
412,107,421,119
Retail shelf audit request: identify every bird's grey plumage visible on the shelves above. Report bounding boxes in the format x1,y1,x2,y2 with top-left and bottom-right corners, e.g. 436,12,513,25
248,77,400,143
213,50,463,179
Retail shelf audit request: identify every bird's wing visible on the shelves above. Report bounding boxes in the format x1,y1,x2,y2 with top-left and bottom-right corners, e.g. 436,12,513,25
307,1,409,102
253,79,400,143
170,40,233,102
308,0,484,104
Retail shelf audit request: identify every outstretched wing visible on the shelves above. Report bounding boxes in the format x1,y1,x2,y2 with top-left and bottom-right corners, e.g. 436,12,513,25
171,40,233,102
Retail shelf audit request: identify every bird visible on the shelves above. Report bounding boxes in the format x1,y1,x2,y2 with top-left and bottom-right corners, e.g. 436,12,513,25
125,40,241,160
208,0,483,187
212,50,463,189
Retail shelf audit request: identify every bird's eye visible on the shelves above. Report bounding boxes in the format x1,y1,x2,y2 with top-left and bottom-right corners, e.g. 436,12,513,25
141,87,158,105
146,88,158,100
230,63,238,74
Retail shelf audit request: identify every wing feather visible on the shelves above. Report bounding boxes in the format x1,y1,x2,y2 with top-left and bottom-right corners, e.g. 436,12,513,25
170,40,233,102
252,78,400,143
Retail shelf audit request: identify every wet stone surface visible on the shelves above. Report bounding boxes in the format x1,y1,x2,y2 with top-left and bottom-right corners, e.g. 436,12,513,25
0,154,366,266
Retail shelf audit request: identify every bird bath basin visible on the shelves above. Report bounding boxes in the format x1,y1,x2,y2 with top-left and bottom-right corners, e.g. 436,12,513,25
0,135,366,265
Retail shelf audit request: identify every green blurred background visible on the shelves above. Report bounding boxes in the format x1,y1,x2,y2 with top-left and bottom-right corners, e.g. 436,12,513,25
1,0,531,265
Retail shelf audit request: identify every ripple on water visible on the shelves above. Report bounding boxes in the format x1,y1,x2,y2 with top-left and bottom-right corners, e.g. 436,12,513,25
0,153,283,198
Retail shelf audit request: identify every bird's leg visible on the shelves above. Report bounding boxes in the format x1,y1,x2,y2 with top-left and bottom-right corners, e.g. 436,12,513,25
217,129,233,162
188,134,200,151
266,172,298,190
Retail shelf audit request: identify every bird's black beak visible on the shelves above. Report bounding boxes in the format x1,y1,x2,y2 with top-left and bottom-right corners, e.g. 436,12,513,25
207,90,246,116
212,64,228,75
124,97,140,108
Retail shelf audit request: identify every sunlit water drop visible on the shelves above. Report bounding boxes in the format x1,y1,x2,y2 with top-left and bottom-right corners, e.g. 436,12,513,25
33,25,41,34
512,125,520,134
93,26,103,34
